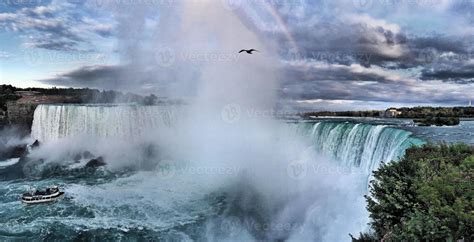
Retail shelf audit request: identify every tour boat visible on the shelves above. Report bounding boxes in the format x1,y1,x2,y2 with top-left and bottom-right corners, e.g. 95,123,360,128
22,186,64,204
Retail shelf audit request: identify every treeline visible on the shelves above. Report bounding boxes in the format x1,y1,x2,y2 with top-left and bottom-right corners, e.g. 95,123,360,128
414,116,460,126
301,106,474,119
353,143,474,241
301,110,382,118
397,106,474,118
0,84,164,109
0,85,21,111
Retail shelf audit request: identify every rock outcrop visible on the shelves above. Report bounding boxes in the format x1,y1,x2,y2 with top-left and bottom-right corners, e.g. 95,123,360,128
85,157,106,168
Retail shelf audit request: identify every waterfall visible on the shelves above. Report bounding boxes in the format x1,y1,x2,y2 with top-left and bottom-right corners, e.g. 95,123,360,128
31,105,423,175
31,104,182,143
297,122,423,175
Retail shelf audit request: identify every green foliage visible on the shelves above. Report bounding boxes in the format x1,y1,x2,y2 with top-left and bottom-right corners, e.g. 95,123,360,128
361,144,474,241
414,116,460,126
0,85,21,111
0,85,163,108
398,106,474,119
301,106,474,119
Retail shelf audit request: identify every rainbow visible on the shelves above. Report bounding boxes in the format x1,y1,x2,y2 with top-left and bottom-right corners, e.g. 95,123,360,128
260,1,300,53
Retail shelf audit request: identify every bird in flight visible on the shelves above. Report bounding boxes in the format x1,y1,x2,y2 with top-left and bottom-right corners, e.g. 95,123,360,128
239,49,259,54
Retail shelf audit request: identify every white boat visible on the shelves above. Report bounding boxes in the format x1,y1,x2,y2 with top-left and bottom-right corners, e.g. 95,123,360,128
22,186,64,204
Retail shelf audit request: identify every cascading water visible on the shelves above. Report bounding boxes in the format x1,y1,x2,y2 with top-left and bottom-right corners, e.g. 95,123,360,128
31,104,182,143
294,122,424,177
13,104,427,241
31,105,422,174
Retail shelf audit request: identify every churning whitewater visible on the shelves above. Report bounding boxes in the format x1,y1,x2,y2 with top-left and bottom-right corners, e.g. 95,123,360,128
0,1,426,241
31,104,421,175
0,104,423,241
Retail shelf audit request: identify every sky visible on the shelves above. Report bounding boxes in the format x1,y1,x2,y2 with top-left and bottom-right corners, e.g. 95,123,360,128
0,0,473,110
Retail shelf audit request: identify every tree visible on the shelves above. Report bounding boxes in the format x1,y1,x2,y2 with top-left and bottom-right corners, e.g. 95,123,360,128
357,144,474,241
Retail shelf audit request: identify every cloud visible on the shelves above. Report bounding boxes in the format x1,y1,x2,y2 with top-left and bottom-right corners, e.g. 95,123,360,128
421,62,474,84
38,65,123,89
0,51,11,59
37,64,176,95
5,0,472,110
279,59,474,107
0,1,115,51
283,60,401,83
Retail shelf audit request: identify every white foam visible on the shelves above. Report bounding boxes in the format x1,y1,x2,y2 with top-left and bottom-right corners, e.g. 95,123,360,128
0,158,20,168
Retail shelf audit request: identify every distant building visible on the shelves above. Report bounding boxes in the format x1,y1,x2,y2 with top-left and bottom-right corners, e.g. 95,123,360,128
385,108,402,118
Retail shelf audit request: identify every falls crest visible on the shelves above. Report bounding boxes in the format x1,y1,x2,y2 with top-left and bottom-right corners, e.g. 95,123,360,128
295,122,423,175
31,105,422,174
31,104,181,143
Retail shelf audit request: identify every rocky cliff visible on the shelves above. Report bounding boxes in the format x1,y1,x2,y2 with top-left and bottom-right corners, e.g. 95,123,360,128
4,95,81,133
6,102,37,132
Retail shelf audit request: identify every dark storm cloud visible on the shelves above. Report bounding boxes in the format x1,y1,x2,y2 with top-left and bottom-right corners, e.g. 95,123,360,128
26,39,79,51
282,20,408,67
280,79,469,105
38,65,175,95
39,65,123,89
421,63,474,83
18,0,473,108
283,23,474,69
283,62,398,84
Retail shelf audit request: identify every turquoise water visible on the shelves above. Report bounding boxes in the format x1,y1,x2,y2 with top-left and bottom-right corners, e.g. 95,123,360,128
1,105,470,241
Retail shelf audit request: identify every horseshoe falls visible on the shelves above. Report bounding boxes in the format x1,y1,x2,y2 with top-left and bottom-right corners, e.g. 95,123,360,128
7,104,426,241
31,104,181,143
31,104,422,174
297,122,423,175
